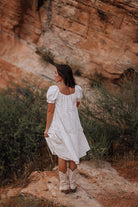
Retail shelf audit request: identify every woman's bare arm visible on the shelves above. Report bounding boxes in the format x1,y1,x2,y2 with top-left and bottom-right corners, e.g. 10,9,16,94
76,102,80,107
44,103,55,137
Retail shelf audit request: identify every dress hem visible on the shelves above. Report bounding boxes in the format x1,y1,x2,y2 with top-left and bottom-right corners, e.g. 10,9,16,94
46,137,90,165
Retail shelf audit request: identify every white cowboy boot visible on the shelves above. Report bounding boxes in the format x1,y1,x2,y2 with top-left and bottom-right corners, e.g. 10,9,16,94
59,170,69,194
69,168,77,192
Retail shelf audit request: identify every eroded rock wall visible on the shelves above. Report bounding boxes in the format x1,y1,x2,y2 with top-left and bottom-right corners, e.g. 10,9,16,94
0,0,41,43
39,0,138,79
0,0,138,83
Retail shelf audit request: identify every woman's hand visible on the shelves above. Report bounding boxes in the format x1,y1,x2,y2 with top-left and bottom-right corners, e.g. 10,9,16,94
44,129,49,137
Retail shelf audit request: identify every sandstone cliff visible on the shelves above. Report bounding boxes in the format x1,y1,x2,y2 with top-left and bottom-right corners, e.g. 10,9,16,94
0,0,138,86
38,0,138,79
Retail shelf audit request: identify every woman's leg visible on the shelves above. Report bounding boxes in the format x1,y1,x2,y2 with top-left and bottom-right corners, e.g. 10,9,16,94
58,157,69,193
58,157,67,173
69,160,77,171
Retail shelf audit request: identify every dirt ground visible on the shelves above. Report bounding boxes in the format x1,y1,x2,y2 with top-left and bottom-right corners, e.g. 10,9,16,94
0,160,138,207
97,160,138,207
111,160,138,183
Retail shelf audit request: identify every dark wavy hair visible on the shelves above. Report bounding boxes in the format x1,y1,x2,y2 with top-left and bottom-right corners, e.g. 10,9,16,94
56,64,76,88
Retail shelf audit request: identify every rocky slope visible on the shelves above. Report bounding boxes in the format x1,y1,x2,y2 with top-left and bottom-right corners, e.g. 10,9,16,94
0,0,138,87
0,161,138,207
0,58,46,88
0,0,41,43
39,0,138,79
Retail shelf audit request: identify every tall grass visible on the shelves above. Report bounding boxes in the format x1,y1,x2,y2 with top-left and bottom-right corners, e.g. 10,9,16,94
0,81,55,186
80,72,138,160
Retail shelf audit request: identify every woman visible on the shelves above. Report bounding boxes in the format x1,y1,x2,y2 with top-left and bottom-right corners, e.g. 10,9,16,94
44,64,90,193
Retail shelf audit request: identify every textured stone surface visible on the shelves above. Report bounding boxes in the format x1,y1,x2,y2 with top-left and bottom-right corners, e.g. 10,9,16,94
39,0,138,79
0,58,49,89
0,0,138,84
0,161,138,207
0,0,41,43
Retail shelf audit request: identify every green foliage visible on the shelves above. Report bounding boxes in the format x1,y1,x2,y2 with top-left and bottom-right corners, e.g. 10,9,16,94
80,72,138,160
0,81,54,185
89,69,103,87
79,107,113,160
36,47,55,65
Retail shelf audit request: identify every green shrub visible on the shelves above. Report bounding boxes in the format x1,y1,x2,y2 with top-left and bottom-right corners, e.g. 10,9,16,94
36,47,55,65
89,69,103,87
0,81,54,185
80,72,138,160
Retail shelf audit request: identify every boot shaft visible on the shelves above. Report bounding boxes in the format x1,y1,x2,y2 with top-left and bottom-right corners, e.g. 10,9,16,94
59,170,69,191
68,168,78,191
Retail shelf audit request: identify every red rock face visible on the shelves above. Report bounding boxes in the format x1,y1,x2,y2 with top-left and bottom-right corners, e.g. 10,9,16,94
0,0,41,43
39,0,138,79
0,58,49,89
0,0,43,88
0,0,138,86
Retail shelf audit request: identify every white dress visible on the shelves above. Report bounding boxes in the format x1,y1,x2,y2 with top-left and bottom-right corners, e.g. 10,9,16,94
45,85,90,164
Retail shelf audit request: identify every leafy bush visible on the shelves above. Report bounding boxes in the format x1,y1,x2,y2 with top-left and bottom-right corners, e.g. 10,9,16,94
89,69,103,87
80,72,138,160
36,47,55,65
0,81,54,185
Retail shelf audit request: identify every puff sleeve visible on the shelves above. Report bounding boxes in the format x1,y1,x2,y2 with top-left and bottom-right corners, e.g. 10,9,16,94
76,85,83,102
46,85,59,103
